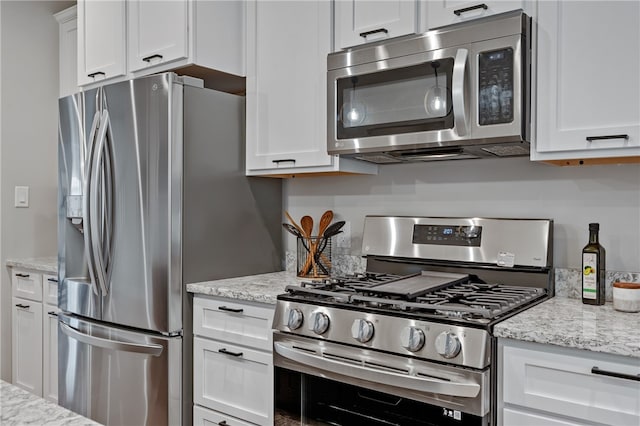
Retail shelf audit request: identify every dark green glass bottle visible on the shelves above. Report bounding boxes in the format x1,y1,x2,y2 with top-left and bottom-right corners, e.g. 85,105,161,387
582,223,606,305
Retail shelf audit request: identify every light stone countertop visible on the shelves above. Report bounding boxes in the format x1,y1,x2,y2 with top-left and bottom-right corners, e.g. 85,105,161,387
186,271,301,304
6,257,57,274
494,297,640,358
0,380,99,425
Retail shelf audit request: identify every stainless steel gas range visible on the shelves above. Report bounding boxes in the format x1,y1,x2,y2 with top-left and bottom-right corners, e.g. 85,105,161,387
273,216,553,426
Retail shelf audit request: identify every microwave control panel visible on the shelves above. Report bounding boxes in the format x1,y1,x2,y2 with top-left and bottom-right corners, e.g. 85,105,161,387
478,48,514,126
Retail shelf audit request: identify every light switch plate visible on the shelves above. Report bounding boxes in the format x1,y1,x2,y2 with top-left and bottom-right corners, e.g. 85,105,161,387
14,186,29,208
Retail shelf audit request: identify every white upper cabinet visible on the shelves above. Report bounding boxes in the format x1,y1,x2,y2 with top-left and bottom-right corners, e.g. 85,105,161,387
334,0,419,50
246,0,377,176
532,1,640,164
425,1,532,30
54,6,78,98
77,0,126,86
127,0,188,72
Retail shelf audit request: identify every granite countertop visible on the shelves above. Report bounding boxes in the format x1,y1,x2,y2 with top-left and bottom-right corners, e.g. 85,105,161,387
186,271,301,304
6,257,57,274
0,380,99,425
494,297,640,358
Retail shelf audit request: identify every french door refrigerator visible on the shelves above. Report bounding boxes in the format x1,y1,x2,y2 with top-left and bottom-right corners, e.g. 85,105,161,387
57,72,282,426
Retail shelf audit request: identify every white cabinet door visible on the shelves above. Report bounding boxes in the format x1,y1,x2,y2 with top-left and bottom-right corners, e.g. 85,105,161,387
246,0,334,171
55,6,78,97
12,270,42,302
425,1,529,30
533,1,640,162
43,306,60,403
193,337,273,425
193,405,255,426
127,0,188,72
12,297,43,396
334,0,417,49
77,0,126,86
502,407,586,426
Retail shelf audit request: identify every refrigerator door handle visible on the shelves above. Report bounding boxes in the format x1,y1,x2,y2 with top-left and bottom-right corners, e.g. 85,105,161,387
60,322,164,356
83,110,102,296
90,109,112,296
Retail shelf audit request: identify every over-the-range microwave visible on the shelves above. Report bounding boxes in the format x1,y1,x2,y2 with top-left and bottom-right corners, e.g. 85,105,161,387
327,10,532,163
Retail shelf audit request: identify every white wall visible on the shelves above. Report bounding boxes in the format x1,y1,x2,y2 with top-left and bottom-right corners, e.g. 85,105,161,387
284,157,640,273
0,0,73,381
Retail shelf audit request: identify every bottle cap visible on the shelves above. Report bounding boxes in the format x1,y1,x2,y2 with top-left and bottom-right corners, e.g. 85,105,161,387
589,223,599,231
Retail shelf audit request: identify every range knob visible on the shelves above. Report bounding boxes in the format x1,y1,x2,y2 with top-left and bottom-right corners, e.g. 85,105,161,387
287,308,303,330
351,319,374,343
308,311,330,335
400,327,425,352
435,331,461,359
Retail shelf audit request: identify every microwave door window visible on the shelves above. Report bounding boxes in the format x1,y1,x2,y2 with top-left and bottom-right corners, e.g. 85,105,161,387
337,59,455,140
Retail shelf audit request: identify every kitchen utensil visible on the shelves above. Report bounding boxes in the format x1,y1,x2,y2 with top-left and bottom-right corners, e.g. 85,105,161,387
285,211,305,236
300,216,313,238
309,211,334,275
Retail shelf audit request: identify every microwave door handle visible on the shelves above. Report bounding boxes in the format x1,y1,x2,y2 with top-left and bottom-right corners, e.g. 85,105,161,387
452,48,469,137
83,110,101,296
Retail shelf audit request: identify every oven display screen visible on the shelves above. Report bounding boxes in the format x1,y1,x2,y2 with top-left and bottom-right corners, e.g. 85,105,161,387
412,224,482,246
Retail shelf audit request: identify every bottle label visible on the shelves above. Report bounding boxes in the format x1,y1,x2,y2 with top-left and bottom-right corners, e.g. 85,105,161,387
582,253,598,299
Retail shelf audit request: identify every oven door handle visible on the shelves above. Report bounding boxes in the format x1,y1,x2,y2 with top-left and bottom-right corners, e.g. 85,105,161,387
452,48,469,137
274,342,480,398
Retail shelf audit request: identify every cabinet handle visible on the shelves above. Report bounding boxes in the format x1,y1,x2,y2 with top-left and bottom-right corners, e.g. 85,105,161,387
218,306,244,313
87,71,106,79
15,273,30,278
218,421,228,426
453,4,488,16
48,311,58,317
591,366,640,382
218,348,243,357
47,278,59,283
272,159,296,165
586,134,629,142
142,54,163,63
15,304,30,309
359,28,389,38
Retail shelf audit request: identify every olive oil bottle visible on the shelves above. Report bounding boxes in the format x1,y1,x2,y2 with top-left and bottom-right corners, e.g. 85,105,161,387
582,223,606,305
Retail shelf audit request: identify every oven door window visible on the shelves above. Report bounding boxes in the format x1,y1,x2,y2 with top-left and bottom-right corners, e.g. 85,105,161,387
275,367,486,426
337,58,455,140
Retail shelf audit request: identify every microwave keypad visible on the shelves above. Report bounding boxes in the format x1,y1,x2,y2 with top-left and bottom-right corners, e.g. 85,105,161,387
478,48,514,125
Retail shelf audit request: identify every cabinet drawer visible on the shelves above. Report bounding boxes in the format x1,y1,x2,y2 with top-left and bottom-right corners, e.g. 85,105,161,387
503,343,640,425
12,270,43,302
193,296,274,351
193,404,256,426
43,274,59,306
193,337,272,425
503,407,585,426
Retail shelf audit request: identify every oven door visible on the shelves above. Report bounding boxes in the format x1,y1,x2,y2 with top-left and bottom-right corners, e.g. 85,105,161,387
274,332,490,425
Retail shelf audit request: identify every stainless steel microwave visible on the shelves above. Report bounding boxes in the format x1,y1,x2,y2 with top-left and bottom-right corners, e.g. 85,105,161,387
327,11,531,163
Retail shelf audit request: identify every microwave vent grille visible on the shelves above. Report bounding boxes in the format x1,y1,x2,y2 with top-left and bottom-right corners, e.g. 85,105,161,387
481,145,529,157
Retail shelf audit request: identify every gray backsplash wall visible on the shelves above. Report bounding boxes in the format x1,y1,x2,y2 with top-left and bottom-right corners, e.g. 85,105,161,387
283,156,640,282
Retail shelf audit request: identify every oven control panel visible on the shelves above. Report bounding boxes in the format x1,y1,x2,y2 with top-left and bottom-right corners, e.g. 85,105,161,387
412,224,482,247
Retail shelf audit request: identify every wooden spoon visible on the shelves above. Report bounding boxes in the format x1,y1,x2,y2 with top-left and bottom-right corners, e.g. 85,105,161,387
284,211,304,236
300,216,315,275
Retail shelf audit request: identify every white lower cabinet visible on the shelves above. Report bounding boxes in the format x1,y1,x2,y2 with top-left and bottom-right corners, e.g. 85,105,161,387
10,268,58,401
193,295,275,425
499,339,640,426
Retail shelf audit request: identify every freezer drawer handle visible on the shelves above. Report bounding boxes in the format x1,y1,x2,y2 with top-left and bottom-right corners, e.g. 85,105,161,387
218,306,244,314
15,304,30,309
60,323,164,357
591,366,640,382
15,273,30,278
218,348,243,358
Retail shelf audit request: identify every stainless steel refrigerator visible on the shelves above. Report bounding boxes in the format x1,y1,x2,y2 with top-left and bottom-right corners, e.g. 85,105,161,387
57,72,282,425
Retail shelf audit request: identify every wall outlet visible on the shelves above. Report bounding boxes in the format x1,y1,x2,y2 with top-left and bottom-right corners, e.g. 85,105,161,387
336,221,351,248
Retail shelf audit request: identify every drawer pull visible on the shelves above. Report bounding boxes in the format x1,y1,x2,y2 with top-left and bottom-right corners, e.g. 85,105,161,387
586,134,629,142
591,366,640,382
47,278,59,283
218,348,243,357
359,28,388,38
453,4,488,16
15,273,30,278
142,54,163,63
218,422,228,426
87,71,106,79
218,306,244,314
48,311,58,317
15,304,30,309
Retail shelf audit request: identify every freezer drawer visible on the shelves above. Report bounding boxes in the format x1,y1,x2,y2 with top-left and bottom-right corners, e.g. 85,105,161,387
58,314,182,426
